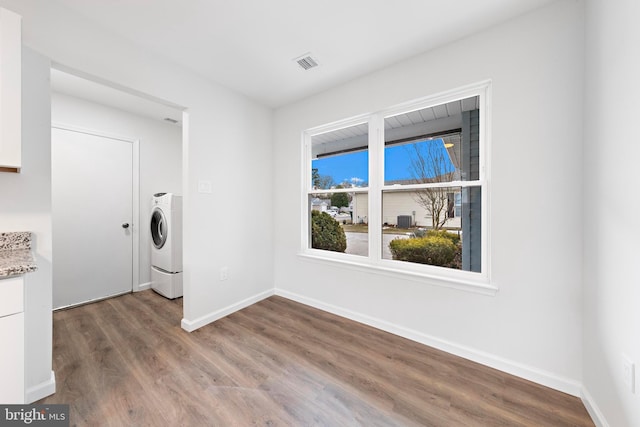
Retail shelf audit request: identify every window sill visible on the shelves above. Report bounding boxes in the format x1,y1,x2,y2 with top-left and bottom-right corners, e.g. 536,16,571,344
297,252,498,296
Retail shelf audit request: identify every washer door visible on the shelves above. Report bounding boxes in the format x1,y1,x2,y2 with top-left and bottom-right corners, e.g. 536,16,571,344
150,208,168,249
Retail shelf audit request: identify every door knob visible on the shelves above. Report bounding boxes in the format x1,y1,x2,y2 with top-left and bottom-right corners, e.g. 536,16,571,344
122,223,130,229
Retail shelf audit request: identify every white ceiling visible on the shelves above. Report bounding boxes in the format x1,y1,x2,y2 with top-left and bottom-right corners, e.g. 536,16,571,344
51,68,183,125
46,0,557,108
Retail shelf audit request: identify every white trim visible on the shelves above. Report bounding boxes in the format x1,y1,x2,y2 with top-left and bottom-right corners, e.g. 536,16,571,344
52,122,137,143
181,110,190,323
381,80,493,118
51,122,141,298
180,289,274,332
305,113,372,137
308,187,369,195
132,138,140,293
381,180,483,191
369,116,383,264
274,289,581,397
298,253,497,296
25,370,55,403
479,84,491,278
581,387,610,427
53,290,131,311
135,281,152,292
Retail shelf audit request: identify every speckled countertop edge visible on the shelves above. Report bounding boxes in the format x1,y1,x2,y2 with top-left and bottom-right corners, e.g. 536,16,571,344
0,231,32,250
0,232,38,278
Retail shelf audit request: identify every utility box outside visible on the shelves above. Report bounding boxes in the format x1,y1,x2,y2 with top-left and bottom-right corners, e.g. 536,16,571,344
397,215,412,229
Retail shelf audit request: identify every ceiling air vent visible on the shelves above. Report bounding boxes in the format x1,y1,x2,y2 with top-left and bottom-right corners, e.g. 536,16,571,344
294,53,319,71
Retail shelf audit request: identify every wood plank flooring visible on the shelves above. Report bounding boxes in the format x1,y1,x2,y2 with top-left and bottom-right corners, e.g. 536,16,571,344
40,291,594,426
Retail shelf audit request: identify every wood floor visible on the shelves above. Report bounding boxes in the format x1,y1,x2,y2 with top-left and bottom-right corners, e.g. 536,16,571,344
40,291,594,426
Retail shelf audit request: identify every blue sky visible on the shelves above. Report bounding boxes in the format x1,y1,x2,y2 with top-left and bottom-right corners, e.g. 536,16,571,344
312,138,453,186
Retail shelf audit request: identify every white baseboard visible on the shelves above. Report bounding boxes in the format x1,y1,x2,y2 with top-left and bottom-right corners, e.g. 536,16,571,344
135,282,152,292
181,289,274,332
581,387,609,427
274,288,582,397
26,370,56,403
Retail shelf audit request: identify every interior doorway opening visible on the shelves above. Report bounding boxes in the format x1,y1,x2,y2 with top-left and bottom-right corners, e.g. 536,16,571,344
50,67,186,310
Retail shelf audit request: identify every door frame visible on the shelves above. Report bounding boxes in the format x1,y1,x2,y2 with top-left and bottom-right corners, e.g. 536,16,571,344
51,122,141,293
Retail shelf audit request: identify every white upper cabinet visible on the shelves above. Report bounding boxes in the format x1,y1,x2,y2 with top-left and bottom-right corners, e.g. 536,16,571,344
0,8,21,171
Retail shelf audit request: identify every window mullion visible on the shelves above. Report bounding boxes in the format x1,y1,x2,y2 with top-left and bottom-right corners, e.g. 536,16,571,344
381,180,484,191
479,87,490,276
368,114,384,264
302,134,312,252
308,187,369,195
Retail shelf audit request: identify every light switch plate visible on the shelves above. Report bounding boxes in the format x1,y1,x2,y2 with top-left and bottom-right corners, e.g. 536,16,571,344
198,180,212,194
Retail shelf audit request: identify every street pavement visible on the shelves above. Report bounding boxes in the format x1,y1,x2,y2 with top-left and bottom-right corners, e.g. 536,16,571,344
345,232,410,259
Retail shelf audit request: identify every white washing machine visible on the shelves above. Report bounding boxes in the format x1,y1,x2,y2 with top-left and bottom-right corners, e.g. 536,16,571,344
150,193,183,299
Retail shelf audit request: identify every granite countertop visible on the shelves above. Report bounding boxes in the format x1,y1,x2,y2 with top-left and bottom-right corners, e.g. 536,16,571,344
0,232,38,278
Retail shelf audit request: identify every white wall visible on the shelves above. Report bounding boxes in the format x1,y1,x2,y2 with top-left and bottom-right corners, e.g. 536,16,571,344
583,0,640,425
13,2,635,423
0,0,273,329
274,0,584,395
51,92,182,288
0,47,54,402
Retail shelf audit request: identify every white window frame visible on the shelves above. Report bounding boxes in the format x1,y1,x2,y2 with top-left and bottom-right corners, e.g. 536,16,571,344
302,114,372,263
300,81,495,295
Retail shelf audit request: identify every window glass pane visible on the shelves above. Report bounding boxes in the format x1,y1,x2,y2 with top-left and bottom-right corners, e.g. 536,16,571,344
384,96,479,186
311,123,368,190
309,193,368,257
382,186,481,272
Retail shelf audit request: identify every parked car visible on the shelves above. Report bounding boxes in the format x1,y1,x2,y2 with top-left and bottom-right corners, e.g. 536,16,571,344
334,213,352,224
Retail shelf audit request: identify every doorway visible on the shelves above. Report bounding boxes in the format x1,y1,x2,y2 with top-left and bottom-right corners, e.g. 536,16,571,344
49,68,184,310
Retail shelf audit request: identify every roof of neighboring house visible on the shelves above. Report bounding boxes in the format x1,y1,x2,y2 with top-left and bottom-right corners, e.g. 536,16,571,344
311,198,329,206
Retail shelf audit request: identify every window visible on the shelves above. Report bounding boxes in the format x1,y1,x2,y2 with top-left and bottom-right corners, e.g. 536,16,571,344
308,121,369,256
302,82,490,290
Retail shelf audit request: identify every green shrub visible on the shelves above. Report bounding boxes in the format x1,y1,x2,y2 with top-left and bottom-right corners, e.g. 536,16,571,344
426,229,461,245
311,210,347,252
389,235,456,266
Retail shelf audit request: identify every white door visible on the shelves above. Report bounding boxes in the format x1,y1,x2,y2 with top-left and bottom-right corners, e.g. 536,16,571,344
52,127,134,309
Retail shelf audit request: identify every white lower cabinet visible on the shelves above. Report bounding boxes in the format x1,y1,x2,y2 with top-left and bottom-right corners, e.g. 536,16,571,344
0,276,24,403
